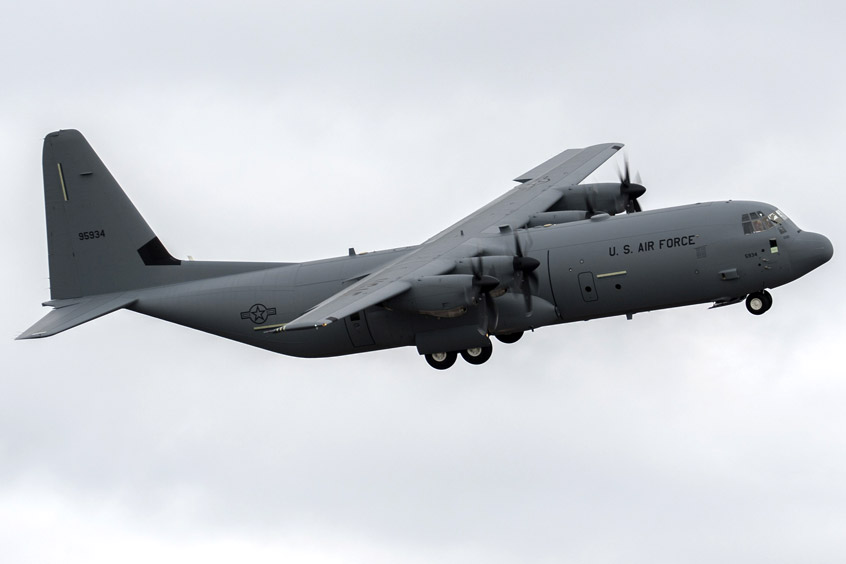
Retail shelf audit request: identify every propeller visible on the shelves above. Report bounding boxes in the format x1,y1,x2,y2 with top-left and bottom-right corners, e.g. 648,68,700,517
581,187,598,218
617,155,646,213
511,231,540,316
471,257,500,334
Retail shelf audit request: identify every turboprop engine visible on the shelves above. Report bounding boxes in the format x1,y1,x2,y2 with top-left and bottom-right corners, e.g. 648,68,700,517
551,181,646,216
382,274,483,318
536,159,646,224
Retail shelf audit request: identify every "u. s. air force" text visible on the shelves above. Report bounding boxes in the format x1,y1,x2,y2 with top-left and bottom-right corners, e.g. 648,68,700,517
609,235,697,256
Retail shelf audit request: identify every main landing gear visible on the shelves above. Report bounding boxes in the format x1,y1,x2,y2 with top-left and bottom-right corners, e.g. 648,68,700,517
426,346,492,369
746,290,773,315
423,331,525,369
425,351,458,370
461,346,493,365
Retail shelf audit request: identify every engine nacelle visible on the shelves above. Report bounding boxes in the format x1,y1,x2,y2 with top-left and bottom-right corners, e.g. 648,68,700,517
527,210,589,227
383,275,476,317
551,183,630,215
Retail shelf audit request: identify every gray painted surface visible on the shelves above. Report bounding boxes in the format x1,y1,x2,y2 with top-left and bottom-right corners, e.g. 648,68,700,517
19,131,833,369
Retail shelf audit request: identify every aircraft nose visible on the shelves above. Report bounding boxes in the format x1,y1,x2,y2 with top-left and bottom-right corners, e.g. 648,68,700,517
791,231,834,275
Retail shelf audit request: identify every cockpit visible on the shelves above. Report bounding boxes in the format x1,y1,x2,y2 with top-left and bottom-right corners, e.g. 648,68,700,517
741,209,789,235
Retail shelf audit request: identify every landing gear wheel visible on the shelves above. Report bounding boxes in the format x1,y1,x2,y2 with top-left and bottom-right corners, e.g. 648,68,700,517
496,331,523,344
746,291,772,315
460,346,493,365
762,290,773,309
425,351,458,370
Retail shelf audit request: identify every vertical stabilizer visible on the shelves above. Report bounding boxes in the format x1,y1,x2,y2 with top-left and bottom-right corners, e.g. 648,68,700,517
43,129,180,299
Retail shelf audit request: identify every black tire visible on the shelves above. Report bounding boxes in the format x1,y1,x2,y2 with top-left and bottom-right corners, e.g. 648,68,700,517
460,346,493,365
746,291,772,315
425,351,458,370
495,331,523,344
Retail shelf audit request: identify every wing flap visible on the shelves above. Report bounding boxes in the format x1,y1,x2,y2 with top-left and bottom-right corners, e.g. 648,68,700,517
280,258,455,331
281,279,412,331
16,293,136,339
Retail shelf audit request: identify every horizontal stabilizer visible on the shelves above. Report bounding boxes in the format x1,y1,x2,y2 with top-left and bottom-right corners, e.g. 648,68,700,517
17,293,136,339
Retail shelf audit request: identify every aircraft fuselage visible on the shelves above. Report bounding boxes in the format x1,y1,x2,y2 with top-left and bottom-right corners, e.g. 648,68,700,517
129,199,831,359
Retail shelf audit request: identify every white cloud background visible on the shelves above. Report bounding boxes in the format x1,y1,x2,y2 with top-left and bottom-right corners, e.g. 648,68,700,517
2,1,845,562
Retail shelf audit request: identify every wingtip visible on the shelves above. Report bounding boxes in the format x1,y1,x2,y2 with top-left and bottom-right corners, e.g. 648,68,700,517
15,331,48,340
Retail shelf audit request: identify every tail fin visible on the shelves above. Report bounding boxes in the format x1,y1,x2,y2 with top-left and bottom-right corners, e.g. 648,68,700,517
42,129,180,300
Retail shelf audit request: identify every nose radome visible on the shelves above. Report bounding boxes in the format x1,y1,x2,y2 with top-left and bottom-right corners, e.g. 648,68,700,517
820,233,834,263
792,231,834,275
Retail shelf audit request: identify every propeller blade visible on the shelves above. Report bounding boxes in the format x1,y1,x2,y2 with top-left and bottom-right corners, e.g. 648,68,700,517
471,256,500,334
471,257,499,293
511,231,539,316
582,188,596,217
485,291,498,333
512,229,534,257
618,154,646,213
618,154,631,188
471,256,482,279
521,272,533,315
513,231,523,258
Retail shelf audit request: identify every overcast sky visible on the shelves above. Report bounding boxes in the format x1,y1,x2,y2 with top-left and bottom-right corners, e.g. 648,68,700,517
2,1,845,563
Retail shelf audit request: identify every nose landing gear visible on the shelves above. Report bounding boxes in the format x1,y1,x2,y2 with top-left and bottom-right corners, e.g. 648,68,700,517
746,290,773,315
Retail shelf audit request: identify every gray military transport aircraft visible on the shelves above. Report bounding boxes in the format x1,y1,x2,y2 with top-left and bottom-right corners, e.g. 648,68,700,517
18,130,833,369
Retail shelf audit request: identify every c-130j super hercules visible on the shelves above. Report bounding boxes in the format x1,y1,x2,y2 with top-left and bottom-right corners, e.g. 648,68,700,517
18,130,833,369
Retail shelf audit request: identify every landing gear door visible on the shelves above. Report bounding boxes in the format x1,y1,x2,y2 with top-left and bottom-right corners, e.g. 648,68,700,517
578,272,598,302
345,310,375,347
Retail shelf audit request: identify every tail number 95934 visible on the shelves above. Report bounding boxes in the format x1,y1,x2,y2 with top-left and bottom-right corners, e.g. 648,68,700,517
78,229,106,241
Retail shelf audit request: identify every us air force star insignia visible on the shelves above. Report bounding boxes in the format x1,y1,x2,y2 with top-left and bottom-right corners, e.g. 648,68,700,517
240,304,277,324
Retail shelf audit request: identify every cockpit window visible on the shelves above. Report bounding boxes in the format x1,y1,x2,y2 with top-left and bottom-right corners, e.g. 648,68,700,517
768,209,788,224
742,210,782,234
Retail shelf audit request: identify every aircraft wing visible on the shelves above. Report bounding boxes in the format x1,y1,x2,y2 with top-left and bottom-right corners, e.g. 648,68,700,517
280,142,622,330
423,142,623,243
